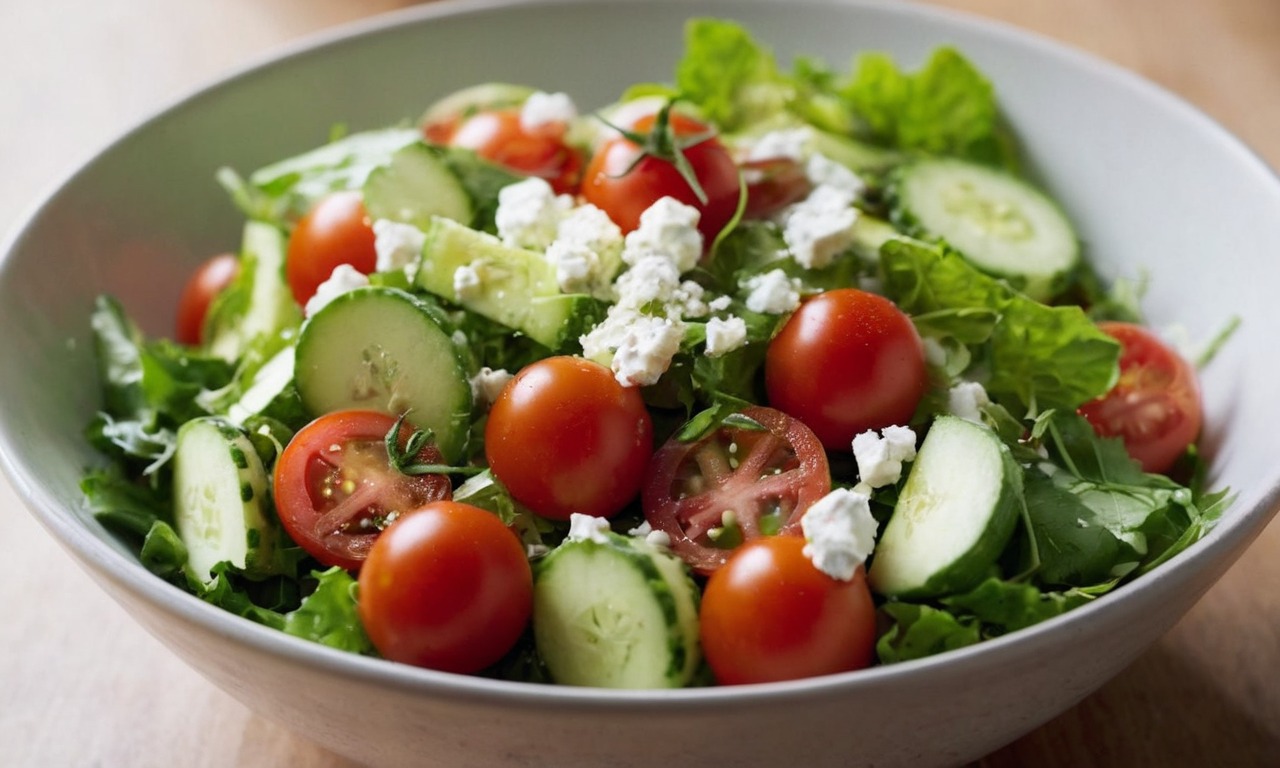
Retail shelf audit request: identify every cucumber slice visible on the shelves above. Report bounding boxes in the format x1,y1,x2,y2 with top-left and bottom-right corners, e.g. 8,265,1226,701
890,158,1079,302
533,532,701,688
172,417,277,579
362,142,473,229
225,345,304,426
415,216,604,350
204,221,302,362
293,286,471,462
868,415,1022,599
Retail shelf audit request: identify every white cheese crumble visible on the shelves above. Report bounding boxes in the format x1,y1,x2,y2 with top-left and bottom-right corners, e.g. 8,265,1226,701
469,366,514,408
372,219,426,279
948,380,992,424
744,127,811,162
852,425,918,488
566,513,612,544
622,196,703,274
778,183,859,269
611,315,685,387
494,177,572,251
704,315,748,357
707,294,732,313
805,153,866,197
519,91,577,132
801,487,879,581
627,520,672,549
741,269,801,314
453,263,484,300
303,264,368,318
545,203,623,297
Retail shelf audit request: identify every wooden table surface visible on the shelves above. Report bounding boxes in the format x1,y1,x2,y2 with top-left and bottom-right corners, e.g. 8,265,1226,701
3,1,1279,766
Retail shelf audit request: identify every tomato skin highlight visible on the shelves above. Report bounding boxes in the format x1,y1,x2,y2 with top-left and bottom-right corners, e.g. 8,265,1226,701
642,406,831,574
485,356,652,520
699,535,877,685
273,410,452,571
285,190,377,306
1079,321,1203,474
765,288,927,450
175,252,238,345
437,108,582,194
581,112,740,245
357,500,533,674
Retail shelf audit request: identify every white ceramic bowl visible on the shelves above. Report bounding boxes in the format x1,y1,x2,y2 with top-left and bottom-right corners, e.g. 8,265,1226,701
3,1,1278,766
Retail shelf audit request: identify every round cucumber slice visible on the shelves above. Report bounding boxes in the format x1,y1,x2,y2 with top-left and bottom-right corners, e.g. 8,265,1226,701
891,157,1080,302
868,415,1022,599
294,286,472,462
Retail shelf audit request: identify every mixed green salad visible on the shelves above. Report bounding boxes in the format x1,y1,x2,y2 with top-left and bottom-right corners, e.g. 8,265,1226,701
82,19,1231,687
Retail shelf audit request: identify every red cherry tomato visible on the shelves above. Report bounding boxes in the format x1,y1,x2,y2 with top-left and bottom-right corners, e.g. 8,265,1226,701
484,356,652,520
642,406,831,575
175,253,238,345
357,500,533,674
273,410,452,571
434,108,582,194
1078,321,1203,474
742,157,812,219
699,535,877,685
581,111,740,244
765,288,927,450
285,190,377,306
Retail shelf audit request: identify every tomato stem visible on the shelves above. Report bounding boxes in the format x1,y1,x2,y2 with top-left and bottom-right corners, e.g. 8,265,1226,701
597,99,715,205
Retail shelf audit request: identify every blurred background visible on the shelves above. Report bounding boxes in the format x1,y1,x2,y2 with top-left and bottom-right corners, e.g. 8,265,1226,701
2,1,1278,766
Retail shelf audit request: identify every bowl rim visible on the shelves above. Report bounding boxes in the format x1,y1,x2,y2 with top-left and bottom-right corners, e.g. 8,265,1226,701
4,0,1280,708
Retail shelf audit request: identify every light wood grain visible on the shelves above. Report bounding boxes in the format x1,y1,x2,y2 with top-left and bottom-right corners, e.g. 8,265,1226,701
3,1,1278,766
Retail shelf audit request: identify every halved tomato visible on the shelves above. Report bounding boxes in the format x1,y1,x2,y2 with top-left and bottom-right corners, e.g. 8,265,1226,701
641,406,831,574
273,409,452,570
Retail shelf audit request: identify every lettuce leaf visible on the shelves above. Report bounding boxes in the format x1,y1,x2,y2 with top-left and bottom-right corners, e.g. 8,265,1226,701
674,18,793,133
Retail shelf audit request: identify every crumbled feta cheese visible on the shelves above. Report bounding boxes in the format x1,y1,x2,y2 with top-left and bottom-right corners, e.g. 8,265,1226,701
304,264,368,318
611,315,685,387
372,219,426,278
545,203,624,297
622,196,703,273
469,366,514,408
852,425,918,488
707,294,733,313
805,153,866,197
742,269,801,314
778,184,858,269
494,177,572,250
566,513,612,544
520,91,577,132
614,253,683,308
704,315,748,357
579,305,638,362
948,380,991,424
627,520,672,549
801,488,879,581
453,263,484,300
745,127,812,162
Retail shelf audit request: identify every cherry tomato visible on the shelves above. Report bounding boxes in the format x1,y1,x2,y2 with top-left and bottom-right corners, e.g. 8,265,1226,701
700,535,877,685
765,288,927,450
642,406,831,574
285,190,377,306
273,410,452,571
357,500,533,674
581,110,740,244
1078,321,1203,474
175,253,238,345
485,356,652,520
433,108,582,194
742,157,811,219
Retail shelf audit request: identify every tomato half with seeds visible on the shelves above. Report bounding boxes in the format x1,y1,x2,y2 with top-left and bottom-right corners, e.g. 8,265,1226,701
700,535,877,685
1079,321,1203,475
273,409,452,571
641,406,831,574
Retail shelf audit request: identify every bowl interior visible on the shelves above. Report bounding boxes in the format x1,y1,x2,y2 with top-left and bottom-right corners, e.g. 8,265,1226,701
2,0,1279,765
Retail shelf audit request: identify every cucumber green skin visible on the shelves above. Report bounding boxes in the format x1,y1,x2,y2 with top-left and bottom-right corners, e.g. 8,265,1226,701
868,416,1023,600
172,417,278,579
532,534,701,689
294,286,472,462
415,216,606,350
886,158,1080,302
204,222,303,363
363,142,473,230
